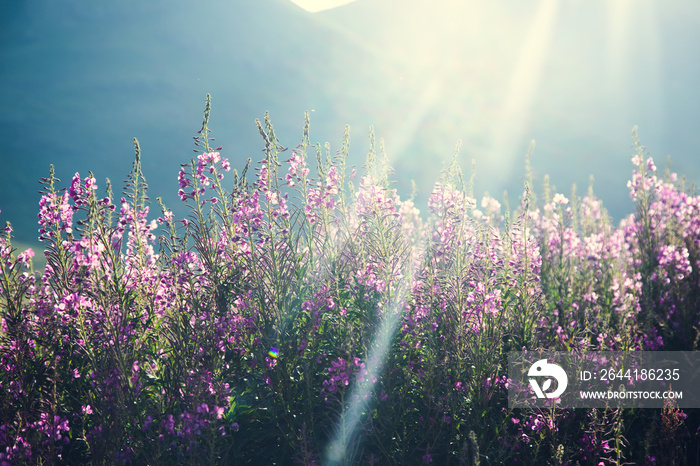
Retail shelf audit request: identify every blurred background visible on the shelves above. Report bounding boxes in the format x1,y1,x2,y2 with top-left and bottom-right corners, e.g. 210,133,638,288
1,0,699,253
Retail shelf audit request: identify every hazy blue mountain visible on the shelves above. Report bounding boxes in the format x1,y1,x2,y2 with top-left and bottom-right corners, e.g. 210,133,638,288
1,0,699,250
1,0,350,245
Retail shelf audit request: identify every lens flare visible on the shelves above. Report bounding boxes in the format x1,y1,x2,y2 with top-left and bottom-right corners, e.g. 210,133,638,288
268,347,279,359
324,259,419,464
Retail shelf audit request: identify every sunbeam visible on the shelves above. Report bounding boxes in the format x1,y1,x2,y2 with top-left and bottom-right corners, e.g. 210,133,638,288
636,0,665,136
606,0,632,97
377,1,484,168
320,5,560,458
323,249,419,465
487,0,560,185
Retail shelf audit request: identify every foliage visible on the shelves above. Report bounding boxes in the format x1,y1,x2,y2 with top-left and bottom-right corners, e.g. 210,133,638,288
1,97,699,464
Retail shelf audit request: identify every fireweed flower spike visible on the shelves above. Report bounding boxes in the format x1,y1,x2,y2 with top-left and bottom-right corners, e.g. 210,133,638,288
1,100,698,463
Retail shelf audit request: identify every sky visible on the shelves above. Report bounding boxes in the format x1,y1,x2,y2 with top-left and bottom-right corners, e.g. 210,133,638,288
1,0,700,252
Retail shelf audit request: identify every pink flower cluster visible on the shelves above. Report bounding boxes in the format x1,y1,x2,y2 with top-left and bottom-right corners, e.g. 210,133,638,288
1,112,698,464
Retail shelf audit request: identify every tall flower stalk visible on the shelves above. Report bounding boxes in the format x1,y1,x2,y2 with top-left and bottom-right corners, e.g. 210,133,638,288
1,98,698,464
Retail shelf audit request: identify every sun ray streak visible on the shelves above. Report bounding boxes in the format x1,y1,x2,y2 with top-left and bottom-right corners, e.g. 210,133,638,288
606,0,632,96
489,0,560,183
323,235,423,465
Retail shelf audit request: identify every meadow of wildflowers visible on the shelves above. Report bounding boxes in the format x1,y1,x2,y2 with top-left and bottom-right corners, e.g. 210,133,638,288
1,96,699,464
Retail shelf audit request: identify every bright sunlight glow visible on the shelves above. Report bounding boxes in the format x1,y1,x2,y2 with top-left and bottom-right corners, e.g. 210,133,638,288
313,0,662,459
321,1,559,459
289,0,358,13
487,0,560,184
311,0,564,195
